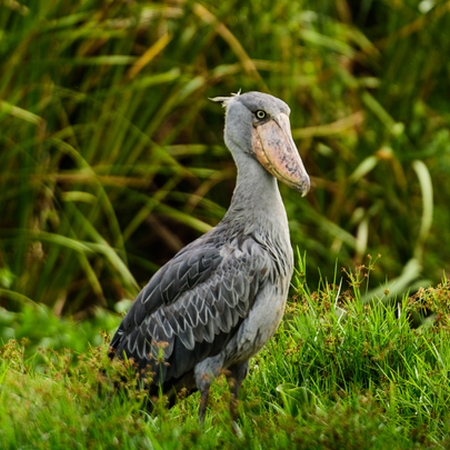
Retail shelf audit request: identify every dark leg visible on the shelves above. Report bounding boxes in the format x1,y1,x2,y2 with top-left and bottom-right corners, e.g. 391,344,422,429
194,356,225,423
198,385,210,423
227,361,249,423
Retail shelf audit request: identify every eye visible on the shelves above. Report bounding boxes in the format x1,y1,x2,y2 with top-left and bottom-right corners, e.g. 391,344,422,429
255,110,267,120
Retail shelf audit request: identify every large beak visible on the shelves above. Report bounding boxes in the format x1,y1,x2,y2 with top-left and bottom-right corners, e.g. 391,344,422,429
252,113,310,196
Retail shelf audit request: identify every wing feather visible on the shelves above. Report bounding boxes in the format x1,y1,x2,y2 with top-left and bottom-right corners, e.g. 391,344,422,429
110,231,272,391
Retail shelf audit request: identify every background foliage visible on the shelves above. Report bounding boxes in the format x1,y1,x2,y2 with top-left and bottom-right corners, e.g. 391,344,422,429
1,0,450,317
2,2,450,446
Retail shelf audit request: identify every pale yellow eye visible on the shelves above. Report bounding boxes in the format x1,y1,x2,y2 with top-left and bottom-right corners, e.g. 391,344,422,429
255,110,267,119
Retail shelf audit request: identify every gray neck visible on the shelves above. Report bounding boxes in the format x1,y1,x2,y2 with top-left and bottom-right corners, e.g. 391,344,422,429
222,151,290,238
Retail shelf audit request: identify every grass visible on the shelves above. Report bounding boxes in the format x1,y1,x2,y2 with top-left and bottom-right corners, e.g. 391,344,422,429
2,257,450,449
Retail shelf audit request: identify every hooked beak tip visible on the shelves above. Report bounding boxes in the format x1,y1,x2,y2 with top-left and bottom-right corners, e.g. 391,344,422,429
303,177,311,196
295,176,310,197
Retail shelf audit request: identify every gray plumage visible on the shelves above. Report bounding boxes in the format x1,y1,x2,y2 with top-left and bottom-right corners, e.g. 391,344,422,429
109,91,310,421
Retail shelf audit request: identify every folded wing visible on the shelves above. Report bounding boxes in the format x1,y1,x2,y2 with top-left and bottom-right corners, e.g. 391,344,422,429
109,232,270,389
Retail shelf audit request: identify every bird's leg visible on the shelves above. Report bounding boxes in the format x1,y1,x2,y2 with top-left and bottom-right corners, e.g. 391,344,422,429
195,356,223,423
227,361,249,424
196,370,215,424
198,385,210,423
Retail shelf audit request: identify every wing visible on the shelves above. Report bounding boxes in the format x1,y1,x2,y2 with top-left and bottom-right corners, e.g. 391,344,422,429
109,231,271,390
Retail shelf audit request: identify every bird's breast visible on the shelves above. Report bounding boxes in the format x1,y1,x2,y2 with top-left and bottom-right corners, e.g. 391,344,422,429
223,268,291,365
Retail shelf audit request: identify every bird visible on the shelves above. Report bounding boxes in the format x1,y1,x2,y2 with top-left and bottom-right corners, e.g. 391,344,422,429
109,91,310,422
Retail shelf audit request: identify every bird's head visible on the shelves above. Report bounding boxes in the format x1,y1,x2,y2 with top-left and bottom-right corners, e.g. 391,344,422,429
211,91,310,197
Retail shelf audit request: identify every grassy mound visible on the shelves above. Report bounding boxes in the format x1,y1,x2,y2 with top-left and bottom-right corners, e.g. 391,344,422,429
2,263,450,449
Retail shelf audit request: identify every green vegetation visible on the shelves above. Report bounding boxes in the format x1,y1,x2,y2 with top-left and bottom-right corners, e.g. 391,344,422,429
2,0,450,448
1,0,449,313
2,259,450,449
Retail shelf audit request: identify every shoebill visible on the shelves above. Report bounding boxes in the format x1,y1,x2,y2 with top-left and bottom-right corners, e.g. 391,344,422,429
109,91,310,422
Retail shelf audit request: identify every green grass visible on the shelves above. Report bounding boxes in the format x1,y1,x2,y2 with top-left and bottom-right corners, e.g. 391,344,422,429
2,259,450,449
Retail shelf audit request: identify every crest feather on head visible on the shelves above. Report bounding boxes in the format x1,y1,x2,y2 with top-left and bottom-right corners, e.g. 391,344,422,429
209,90,241,107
